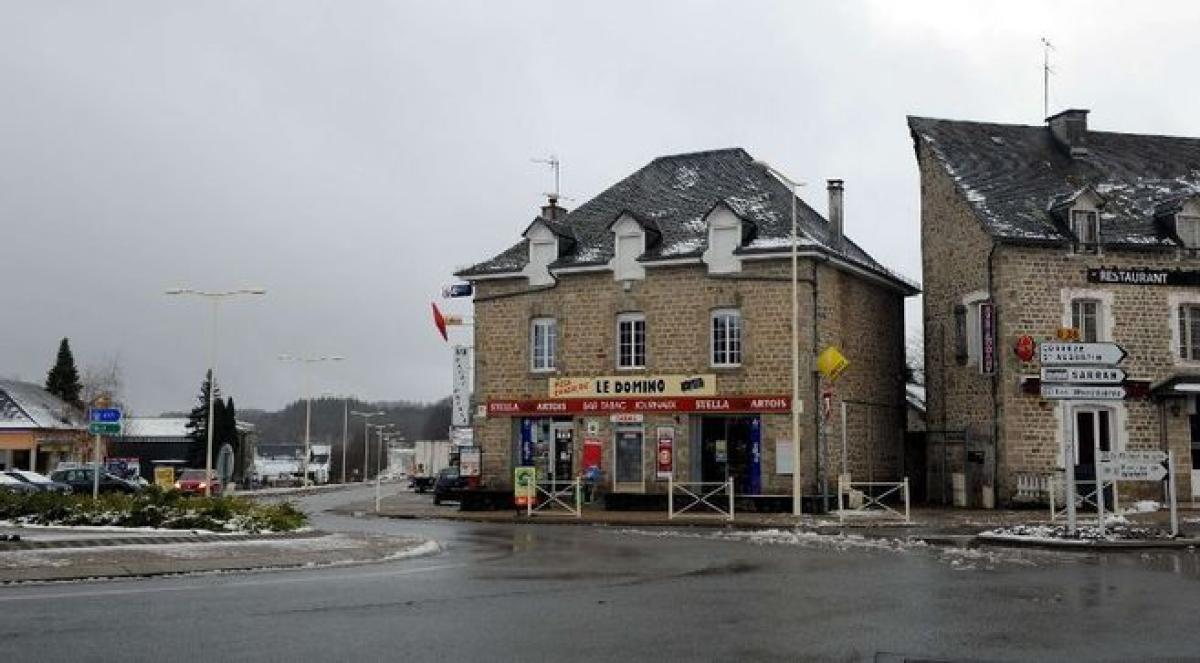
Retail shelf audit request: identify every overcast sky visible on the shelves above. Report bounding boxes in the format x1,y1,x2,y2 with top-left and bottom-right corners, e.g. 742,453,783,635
4,1,1200,415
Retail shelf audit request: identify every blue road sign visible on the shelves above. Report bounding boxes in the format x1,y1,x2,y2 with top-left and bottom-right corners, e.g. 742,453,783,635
442,283,474,298
89,408,122,423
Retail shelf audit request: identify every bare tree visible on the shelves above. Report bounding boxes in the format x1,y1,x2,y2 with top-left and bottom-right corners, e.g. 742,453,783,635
905,326,925,385
80,355,129,414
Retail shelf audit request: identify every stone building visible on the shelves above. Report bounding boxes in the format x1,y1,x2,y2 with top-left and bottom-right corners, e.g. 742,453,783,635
911,109,1200,507
455,148,917,505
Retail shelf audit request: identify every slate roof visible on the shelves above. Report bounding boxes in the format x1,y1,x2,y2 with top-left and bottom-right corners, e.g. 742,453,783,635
908,116,1200,246
457,148,916,291
0,380,85,430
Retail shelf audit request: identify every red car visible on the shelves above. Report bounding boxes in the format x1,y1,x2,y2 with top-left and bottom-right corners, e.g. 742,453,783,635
174,469,221,495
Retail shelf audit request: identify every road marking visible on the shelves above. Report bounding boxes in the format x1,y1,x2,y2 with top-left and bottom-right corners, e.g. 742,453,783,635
0,560,465,603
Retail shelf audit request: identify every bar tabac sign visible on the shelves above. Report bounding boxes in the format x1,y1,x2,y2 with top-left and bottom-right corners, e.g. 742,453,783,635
549,374,716,399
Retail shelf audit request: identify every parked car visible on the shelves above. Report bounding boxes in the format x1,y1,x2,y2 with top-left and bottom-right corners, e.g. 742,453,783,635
174,469,221,496
4,470,71,494
49,468,141,494
432,467,468,505
0,473,38,495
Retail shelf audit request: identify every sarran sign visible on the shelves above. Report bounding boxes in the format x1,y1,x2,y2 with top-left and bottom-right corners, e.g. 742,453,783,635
549,374,716,399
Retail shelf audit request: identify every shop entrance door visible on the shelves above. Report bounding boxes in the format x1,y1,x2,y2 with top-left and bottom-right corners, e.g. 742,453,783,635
1073,406,1114,508
550,422,574,484
613,426,644,493
699,416,759,495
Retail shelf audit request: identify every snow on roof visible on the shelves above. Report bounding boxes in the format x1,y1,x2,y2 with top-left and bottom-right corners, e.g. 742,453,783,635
122,417,191,438
0,380,84,430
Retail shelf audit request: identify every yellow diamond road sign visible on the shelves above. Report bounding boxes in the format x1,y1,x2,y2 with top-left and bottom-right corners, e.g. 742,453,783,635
817,346,849,382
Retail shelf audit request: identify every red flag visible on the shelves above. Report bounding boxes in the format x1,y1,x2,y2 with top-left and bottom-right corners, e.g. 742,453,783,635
431,302,448,341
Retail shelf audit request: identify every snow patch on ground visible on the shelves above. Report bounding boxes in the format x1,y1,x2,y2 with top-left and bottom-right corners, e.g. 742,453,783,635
982,523,1173,542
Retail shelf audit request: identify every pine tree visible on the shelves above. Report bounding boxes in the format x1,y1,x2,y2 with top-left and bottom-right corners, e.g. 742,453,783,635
185,370,221,468
218,397,239,454
44,338,83,406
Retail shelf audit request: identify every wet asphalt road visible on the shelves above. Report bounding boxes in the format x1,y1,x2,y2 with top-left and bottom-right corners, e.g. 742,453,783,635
3,486,1200,662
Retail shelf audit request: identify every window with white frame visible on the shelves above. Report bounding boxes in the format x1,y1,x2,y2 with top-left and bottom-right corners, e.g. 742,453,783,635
1071,299,1100,343
1178,214,1200,249
711,309,742,367
1071,209,1099,254
1179,305,1200,361
530,317,557,371
616,312,646,369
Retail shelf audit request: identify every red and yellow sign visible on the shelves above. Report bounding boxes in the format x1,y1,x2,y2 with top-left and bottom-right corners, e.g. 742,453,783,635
549,375,716,399
1014,335,1036,362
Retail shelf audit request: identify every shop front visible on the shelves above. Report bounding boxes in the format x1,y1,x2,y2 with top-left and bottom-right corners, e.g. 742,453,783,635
488,391,788,495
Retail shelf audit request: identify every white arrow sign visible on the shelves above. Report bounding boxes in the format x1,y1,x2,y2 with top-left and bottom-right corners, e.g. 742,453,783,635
1040,342,1127,366
1040,366,1127,383
1040,384,1127,400
1099,450,1167,464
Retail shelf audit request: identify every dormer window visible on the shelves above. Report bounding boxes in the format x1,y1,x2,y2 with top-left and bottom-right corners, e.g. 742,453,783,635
521,221,559,287
701,201,749,274
1177,214,1200,249
1071,209,1099,254
608,213,647,281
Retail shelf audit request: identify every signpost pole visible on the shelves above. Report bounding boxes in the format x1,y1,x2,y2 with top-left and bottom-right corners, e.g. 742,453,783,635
1094,436,1106,537
1063,409,1077,535
92,432,101,500
1168,450,1179,537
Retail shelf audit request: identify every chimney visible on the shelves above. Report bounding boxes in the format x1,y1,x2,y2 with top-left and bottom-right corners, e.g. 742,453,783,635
541,195,568,222
1047,109,1090,156
827,179,844,246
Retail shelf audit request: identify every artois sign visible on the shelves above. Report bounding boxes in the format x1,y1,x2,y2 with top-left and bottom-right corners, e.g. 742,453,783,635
549,374,716,399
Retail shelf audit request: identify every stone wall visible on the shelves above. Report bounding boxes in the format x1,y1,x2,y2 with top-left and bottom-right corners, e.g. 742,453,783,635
469,256,909,494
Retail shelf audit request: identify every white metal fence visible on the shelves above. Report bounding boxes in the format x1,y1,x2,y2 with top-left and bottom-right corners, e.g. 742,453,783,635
836,476,911,523
527,479,582,518
668,477,734,521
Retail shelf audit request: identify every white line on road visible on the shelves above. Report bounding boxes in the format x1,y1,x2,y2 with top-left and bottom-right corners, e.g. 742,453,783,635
0,560,464,603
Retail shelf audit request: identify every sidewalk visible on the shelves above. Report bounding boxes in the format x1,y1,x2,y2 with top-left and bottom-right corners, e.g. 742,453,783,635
349,489,1200,548
0,530,436,583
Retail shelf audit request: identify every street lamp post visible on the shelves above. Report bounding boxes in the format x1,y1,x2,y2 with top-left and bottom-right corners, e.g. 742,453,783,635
754,161,806,516
351,410,384,482
278,355,344,486
372,425,396,512
341,397,349,484
165,287,266,497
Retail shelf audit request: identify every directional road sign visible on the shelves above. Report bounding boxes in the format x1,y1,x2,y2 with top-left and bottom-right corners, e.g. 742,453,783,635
1040,366,1127,384
1039,342,1127,366
1039,384,1127,400
88,408,122,423
442,283,474,298
88,422,122,436
1098,450,1168,481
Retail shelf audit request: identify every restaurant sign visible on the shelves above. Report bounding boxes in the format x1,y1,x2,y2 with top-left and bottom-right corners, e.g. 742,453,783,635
1087,267,1200,287
549,374,716,399
488,395,791,416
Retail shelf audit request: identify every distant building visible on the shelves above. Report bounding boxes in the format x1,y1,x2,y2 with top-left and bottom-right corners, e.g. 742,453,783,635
112,417,257,481
911,109,1200,506
0,379,85,473
455,148,918,503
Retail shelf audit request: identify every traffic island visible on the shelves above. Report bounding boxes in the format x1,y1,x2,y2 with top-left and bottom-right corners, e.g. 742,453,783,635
976,523,1200,550
0,531,438,583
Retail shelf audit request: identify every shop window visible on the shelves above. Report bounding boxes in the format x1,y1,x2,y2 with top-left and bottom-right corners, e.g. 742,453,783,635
530,317,557,372
1071,299,1100,342
711,309,742,367
617,312,646,369
1071,209,1099,254
1179,305,1200,361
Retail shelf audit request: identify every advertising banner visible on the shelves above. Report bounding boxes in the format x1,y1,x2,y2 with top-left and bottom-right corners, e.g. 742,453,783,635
519,419,534,465
549,374,716,399
488,395,791,416
459,447,481,477
514,466,536,506
748,417,762,494
451,345,472,427
656,427,674,480
154,466,176,490
582,438,603,472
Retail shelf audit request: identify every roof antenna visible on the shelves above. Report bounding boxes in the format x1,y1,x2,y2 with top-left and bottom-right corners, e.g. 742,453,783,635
1041,37,1055,119
531,154,562,204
